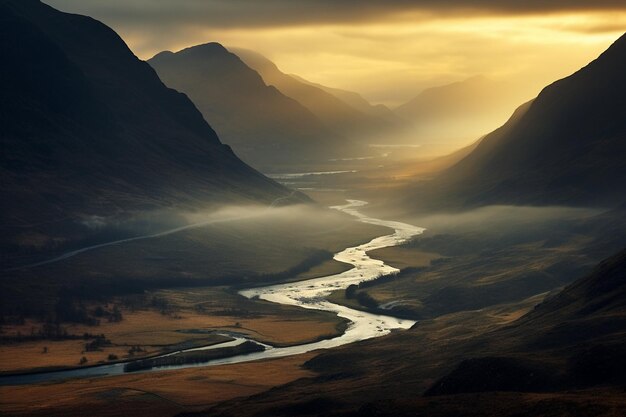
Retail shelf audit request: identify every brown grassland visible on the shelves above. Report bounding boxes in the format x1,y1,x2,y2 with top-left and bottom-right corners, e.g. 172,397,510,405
0,285,347,373
0,353,317,417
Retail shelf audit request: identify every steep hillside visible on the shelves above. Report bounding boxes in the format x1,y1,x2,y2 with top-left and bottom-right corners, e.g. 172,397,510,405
427,249,626,396
149,44,355,167
0,0,294,256
408,34,626,209
231,48,397,142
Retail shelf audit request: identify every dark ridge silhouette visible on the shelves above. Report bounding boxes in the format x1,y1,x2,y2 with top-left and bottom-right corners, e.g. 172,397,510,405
231,47,400,142
148,43,358,167
0,0,297,250
410,33,626,209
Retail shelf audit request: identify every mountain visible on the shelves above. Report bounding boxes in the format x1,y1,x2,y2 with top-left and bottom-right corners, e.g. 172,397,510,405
149,44,356,167
409,34,626,209
0,0,296,255
427,248,626,396
394,75,532,147
289,74,399,122
509,248,626,350
231,48,398,142
515,247,626,337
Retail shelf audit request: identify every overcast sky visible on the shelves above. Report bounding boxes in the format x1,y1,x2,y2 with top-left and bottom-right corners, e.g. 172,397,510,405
45,0,626,105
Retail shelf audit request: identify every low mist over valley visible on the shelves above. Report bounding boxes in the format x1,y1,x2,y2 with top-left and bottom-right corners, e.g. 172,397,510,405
1,1,625,416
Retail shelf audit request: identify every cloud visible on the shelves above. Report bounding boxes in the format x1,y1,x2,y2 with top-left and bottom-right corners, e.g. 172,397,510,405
45,0,626,30
42,0,626,107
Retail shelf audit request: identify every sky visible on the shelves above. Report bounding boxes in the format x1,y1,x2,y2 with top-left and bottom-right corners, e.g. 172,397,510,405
45,0,626,106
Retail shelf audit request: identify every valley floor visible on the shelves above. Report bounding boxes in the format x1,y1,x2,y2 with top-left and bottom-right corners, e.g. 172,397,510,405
2,168,625,417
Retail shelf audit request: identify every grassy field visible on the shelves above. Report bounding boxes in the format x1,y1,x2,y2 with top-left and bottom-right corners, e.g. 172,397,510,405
198,248,626,417
0,292,547,417
187,292,555,416
0,275,551,416
1,199,391,376
366,247,440,270
0,284,347,373
0,353,317,417
1,204,388,311
326,204,625,321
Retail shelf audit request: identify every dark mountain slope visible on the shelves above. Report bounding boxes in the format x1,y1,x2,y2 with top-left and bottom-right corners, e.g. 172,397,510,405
426,249,626,396
414,34,626,209
231,48,397,142
505,248,626,349
0,0,293,255
149,43,354,167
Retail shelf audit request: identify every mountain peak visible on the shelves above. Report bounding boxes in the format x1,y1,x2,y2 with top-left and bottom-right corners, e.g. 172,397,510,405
1,0,291,243
172,42,230,59
149,50,174,61
189,42,228,53
148,41,354,166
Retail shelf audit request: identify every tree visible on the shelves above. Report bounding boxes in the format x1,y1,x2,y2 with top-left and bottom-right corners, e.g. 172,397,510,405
110,306,123,322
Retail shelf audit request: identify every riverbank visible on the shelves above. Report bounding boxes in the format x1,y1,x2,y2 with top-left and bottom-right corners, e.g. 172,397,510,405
1,200,423,386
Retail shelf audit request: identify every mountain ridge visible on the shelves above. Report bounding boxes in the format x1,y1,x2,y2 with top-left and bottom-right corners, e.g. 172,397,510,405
0,0,295,255
403,33,626,209
148,42,356,167
231,47,398,142
393,75,533,147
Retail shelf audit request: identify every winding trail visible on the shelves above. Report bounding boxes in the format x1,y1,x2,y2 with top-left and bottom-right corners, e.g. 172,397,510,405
6,214,259,271
1,200,424,385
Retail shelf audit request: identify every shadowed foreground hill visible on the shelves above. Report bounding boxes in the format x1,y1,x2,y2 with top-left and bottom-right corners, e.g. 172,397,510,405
427,248,626,396
149,44,357,167
0,0,296,254
404,33,626,210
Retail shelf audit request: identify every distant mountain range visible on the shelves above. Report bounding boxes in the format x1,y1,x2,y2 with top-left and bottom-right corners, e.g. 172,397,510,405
393,75,532,148
407,33,626,209
231,48,399,143
289,73,399,123
149,45,536,165
0,0,296,253
149,43,361,167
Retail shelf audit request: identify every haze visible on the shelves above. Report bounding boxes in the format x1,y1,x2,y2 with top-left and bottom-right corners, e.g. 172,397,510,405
45,0,625,106
2,2,626,416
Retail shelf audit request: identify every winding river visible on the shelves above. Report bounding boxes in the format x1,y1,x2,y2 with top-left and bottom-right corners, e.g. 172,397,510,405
1,200,424,385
